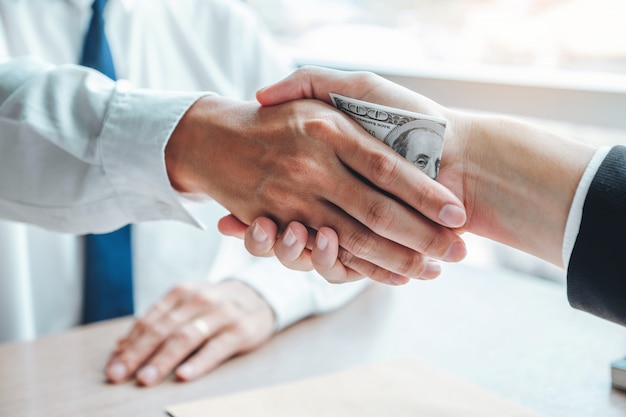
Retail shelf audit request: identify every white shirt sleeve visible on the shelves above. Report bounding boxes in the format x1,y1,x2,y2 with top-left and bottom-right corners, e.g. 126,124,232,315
232,258,369,331
562,146,612,268
0,56,206,233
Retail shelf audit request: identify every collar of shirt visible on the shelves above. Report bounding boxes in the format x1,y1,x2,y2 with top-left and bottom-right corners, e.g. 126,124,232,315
64,0,94,9
64,0,135,10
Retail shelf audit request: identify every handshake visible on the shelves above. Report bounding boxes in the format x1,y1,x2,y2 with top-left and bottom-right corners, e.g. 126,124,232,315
168,66,595,286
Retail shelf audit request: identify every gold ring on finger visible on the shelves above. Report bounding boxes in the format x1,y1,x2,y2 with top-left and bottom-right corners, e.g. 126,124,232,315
193,318,210,337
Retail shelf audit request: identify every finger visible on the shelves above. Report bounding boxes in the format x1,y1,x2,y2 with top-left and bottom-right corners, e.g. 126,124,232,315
239,215,443,284
306,226,404,285
243,218,279,258
337,246,411,285
257,66,408,116
335,136,467,231
266,223,407,285
315,200,449,279
273,221,314,271
113,284,193,348
302,109,466,261
256,66,350,106
330,166,467,263
111,336,129,356
420,260,442,280
259,66,444,118
175,331,244,382
257,193,438,281
308,227,363,283
250,140,444,279
135,316,224,387
217,214,248,239
219,216,281,257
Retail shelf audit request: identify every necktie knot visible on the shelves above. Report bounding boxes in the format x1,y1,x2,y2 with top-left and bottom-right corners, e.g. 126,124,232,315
92,0,107,14
80,0,116,80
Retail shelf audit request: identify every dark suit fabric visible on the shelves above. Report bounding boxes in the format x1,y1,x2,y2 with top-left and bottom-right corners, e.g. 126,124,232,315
568,145,626,326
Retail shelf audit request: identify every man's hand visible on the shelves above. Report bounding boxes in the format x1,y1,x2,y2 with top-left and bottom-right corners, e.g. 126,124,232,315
166,94,466,285
105,280,275,386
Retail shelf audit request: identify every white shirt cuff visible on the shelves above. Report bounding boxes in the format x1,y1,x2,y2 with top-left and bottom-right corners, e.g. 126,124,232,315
100,82,212,230
562,146,612,268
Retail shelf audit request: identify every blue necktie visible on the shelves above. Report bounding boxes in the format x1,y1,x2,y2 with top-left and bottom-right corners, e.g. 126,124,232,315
81,0,134,323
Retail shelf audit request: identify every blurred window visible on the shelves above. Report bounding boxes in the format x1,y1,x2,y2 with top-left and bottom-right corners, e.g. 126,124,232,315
245,0,626,76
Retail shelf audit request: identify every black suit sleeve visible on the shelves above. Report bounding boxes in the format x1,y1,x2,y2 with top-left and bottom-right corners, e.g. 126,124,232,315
568,145,626,326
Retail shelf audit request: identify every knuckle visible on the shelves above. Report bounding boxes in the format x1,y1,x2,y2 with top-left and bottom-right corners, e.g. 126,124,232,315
342,230,377,261
336,246,354,267
256,165,327,220
285,154,327,189
364,199,396,234
419,230,442,257
170,283,192,299
336,248,382,282
396,252,425,277
325,251,353,284
133,317,150,333
147,323,169,340
369,151,401,187
165,309,185,324
190,290,220,308
175,326,198,344
367,267,394,284
301,113,337,139
297,65,316,76
134,318,168,341
412,182,437,211
359,71,379,84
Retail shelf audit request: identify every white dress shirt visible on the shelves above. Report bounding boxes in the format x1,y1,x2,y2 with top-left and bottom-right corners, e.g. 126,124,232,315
0,0,366,342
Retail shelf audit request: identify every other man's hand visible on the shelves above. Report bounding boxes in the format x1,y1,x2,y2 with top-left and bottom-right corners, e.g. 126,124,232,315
105,280,275,386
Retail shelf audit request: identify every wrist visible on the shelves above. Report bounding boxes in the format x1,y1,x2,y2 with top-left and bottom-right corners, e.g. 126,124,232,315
165,94,221,196
464,113,596,265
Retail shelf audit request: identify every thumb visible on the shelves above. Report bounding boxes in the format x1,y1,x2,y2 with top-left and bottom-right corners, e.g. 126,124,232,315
256,66,352,106
217,214,248,239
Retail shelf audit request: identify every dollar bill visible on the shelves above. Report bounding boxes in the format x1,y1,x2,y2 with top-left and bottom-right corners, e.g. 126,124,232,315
330,93,446,180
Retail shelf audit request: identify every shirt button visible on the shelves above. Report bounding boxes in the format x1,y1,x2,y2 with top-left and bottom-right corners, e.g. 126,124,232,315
156,201,173,217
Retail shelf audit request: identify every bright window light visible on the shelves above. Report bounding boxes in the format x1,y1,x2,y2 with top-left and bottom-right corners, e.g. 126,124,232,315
246,0,626,77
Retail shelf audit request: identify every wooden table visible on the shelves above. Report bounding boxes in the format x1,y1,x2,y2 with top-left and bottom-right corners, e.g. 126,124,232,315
1,263,625,417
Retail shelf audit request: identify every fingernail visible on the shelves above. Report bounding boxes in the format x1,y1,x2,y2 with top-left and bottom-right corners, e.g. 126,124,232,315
283,229,297,247
421,261,441,279
444,241,467,262
316,232,329,251
107,361,127,382
176,363,196,380
390,274,409,285
252,222,268,242
137,365,159,386
439,204,466,228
